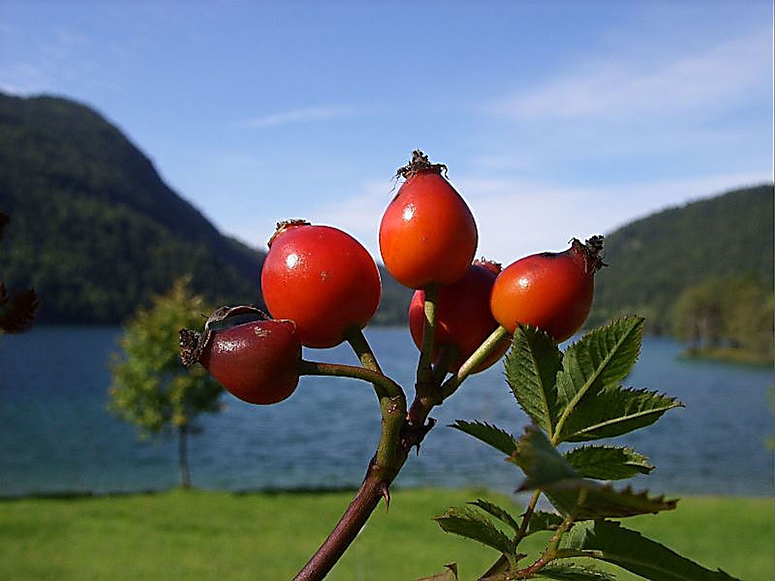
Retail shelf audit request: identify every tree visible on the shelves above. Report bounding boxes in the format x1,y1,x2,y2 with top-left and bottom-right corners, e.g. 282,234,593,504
109,277,222,488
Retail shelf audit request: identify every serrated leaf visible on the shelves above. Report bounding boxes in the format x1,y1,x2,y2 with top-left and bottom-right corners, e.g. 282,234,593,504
524,510,565,536
510,425,580,488
434,506,513,555
546,483,678,520
417,563,458,581
562,519,739,580
560,387,683,442
554,317,644,443
513,428,676,519
505,325,563,437
535,563,615,580
565,445,654,480
450,420,517,456
468,498,520,533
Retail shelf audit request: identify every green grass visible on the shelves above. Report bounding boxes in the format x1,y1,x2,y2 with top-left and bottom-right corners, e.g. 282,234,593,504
0,488,771,580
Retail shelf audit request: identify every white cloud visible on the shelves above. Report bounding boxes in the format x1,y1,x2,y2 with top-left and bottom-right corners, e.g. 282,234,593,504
490,26,771,121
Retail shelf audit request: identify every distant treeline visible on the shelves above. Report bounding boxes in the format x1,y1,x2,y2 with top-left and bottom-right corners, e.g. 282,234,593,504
588,183,774,363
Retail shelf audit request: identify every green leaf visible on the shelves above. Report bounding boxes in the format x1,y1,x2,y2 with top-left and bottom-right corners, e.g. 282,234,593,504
554,317,644,443
510,425,580,489
562,519,740,580
564,445,654,480
450,420,517,456
546,484,678,520
505,325,563,437
433,506,513,555
535,563,615,580
524,511,565,537
468,498,521,533
512,427,676,519
561,388,683,443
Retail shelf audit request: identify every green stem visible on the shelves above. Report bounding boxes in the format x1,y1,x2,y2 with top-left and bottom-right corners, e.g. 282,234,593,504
416,284,440,387
345,327,383,375
298,360,402,401
479,489,541,580
440,325,510,399
512,492,582,579
514,490,541,546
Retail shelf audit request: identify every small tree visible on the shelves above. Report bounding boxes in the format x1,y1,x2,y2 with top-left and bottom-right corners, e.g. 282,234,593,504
109,277,222,488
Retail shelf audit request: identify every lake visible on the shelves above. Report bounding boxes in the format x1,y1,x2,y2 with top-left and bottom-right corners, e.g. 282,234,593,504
0,326,772,498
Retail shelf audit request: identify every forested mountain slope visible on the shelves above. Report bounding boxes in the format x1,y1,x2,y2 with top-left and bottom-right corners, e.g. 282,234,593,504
590,183,774,334
0,92,264,323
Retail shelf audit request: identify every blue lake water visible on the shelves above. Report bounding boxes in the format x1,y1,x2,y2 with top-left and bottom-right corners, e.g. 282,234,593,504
0,326,772,497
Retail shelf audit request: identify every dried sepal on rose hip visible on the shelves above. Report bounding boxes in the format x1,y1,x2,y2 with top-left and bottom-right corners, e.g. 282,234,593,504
379,150,478,289
180,305,301,405
490,236,606,342
408,259,507,374
261,220,382,349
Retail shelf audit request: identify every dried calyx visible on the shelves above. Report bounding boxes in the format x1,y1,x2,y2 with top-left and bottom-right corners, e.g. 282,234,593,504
395,150,448,180
571,235,606,274
268,219,310,247
179,305,268,367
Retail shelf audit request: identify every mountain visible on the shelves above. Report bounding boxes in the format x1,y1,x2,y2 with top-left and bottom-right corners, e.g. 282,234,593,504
589,183,774,334
0,92,266,323
0,92,412,325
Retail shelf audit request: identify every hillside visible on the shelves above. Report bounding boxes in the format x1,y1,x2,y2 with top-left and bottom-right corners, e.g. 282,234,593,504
0,92,412,325
0,92,267,323
590,183,774,334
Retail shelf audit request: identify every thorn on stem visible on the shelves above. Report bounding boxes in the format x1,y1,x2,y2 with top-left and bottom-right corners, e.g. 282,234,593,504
379,481,391,511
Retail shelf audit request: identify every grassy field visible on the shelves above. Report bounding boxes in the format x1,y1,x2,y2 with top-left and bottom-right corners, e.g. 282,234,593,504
0,488,771,580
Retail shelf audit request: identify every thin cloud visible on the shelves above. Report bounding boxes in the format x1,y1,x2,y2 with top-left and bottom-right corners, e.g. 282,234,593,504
240,105,360,129
491,26,771,121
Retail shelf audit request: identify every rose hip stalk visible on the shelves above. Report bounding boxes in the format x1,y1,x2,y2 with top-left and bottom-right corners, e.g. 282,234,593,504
409,259,508,376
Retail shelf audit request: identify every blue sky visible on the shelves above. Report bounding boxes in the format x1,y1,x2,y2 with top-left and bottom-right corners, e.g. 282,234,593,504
1,1,772,264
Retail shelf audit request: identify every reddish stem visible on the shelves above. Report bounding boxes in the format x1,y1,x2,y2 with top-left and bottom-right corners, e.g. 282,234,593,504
293,468,392,581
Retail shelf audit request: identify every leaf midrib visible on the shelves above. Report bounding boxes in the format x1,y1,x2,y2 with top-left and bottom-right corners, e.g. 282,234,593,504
553,321,640,444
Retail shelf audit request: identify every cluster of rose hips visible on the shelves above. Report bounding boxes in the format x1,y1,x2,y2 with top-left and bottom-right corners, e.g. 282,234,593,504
180,151,603,408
